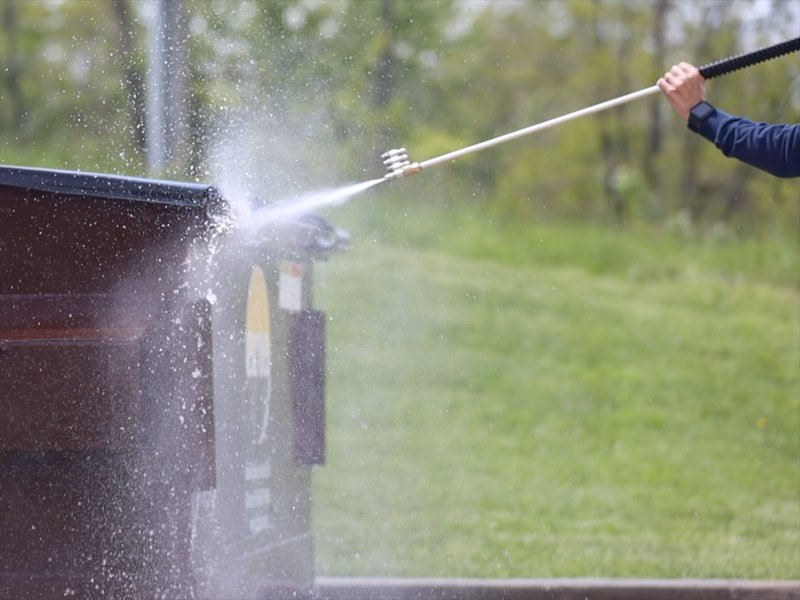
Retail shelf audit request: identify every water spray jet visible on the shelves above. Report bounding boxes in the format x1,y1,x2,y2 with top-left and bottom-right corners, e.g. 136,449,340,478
381,36,800,181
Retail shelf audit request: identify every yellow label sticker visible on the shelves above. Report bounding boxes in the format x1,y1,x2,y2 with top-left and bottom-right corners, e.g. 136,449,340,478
245,266,271,379
243,266,274,533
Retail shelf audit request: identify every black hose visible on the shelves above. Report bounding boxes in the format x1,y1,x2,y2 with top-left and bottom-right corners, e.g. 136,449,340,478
699,36,800,80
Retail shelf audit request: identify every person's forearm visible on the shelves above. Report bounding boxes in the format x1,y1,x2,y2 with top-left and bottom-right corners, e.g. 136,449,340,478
695,108,800,178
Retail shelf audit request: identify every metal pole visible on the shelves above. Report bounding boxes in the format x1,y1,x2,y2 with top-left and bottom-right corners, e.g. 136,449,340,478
146,0,188,176
146,0,165,174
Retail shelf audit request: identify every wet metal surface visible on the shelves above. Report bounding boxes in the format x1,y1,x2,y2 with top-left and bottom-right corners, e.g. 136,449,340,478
314,577,800,600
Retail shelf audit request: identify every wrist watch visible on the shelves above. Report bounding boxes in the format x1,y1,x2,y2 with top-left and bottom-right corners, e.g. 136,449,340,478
688,101,716,132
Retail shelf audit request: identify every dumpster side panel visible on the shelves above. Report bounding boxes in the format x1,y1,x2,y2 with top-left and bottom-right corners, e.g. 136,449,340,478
0,180,214,597
0,342,142,450
0,187,206,294
192,250,316,599
290,309,327,465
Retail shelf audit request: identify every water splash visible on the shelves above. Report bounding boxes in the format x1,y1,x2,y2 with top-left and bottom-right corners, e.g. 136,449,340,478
237,177,384,235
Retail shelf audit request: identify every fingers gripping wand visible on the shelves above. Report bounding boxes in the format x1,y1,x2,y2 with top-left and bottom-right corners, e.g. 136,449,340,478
382,36,800,181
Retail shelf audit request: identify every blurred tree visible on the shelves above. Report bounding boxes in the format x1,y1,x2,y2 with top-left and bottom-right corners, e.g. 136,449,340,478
643,0,670,221
431,0,797,231
0,0,141,170
0,2,25,137
0,0,795,232
110,0,147,158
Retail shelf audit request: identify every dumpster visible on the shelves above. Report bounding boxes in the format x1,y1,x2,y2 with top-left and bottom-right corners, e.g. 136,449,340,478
0,165,342,599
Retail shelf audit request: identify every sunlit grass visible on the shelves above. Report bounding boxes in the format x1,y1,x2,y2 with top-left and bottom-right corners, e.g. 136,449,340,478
312,192,799,579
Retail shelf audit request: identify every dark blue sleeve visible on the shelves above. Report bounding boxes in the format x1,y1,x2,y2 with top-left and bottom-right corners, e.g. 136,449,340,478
693,107,800,178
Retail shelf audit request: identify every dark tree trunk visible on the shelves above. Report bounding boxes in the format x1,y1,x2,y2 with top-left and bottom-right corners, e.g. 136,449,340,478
109,0,148,157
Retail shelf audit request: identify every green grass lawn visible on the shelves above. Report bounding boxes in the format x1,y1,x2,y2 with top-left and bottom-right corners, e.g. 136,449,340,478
311,190,800,579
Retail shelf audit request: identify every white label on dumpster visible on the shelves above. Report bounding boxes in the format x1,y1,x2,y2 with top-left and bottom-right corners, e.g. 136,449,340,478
279,261,304,312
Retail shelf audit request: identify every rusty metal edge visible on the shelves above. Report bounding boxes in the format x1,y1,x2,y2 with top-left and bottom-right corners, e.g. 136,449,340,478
314,577,800,600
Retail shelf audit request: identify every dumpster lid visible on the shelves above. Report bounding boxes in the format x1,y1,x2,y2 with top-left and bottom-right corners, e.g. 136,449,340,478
0,164,220,209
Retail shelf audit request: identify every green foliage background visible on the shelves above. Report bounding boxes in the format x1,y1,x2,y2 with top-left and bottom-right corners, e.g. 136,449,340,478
1,0,798,231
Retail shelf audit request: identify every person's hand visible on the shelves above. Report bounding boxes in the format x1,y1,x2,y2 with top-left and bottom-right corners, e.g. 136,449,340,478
657,62,706,123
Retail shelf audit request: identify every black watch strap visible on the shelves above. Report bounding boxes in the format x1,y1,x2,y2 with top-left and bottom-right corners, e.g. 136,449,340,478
688,101,716,132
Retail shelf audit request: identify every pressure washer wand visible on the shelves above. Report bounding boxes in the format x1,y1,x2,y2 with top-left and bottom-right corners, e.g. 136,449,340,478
382,36,800,180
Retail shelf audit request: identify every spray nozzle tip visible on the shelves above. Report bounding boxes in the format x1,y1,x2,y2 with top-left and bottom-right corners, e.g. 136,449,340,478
381,147,421,180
